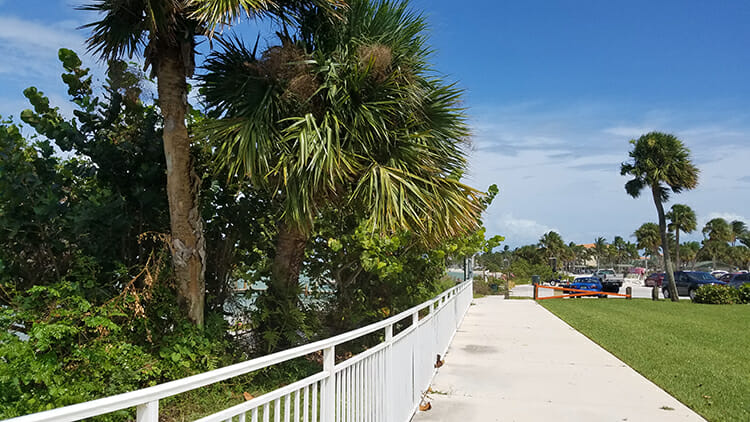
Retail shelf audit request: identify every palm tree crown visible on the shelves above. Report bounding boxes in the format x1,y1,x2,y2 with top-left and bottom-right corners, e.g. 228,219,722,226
620,132,699,202
200,0,483,240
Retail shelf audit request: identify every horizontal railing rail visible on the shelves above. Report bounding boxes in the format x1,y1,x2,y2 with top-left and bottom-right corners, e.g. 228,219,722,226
7,279,473,422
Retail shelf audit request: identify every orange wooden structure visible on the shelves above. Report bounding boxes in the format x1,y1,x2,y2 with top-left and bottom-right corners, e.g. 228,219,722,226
533,284,632,300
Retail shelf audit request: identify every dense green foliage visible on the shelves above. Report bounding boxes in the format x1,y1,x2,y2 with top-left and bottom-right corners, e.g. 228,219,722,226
0,52,244,418
692,284,743,305
0,1,494,414
541,299,750,422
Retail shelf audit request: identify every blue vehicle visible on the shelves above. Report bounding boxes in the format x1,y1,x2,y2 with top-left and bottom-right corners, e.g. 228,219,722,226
564,276,604,298
662,271,726,300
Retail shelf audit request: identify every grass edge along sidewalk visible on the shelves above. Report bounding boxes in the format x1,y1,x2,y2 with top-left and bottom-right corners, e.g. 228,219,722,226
540,299,750,422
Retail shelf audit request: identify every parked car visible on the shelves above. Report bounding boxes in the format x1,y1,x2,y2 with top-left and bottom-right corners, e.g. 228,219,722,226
662,271,726,300
591,269,623,293
728,272,750,289
711,270,729,279
563,277,604,298
718,273,741,283
644,272,664,287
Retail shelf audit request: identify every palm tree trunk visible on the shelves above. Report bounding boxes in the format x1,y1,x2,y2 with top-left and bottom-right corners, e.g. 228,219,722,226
675,229,681,270
653,188,678,301
272,222,308,289
157,45,206,326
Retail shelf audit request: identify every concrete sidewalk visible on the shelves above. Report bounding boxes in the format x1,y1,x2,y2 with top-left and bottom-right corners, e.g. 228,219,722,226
412,297,704,422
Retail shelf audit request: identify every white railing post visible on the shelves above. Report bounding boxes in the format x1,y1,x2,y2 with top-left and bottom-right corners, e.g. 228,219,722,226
385,323,394,422
411,311,420,406
322,346,335,422
136,400,158,422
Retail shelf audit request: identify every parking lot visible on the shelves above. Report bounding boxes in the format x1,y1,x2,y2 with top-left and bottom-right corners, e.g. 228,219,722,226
511,282,687,299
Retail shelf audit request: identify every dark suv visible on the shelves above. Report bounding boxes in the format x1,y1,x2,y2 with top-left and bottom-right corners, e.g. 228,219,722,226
662,271,725,300
728,273,750,289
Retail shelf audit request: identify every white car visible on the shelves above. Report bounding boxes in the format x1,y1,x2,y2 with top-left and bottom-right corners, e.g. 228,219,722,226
711,270,728,279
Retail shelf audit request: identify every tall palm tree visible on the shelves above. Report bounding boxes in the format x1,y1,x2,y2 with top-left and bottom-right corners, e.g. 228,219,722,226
593,236,608,270
621,132,699,301
634,222,661,268
80,0,343,326
200,0,483,300
666,203,696,269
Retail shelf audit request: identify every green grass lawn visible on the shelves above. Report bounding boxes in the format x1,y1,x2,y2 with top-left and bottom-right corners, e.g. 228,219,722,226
540,299,750,422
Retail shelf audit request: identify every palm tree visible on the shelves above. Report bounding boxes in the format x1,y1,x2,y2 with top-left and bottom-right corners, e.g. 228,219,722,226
200,0,482,305
621,132,699,301
702,217,731,268
680,241,701,270
634,222,661,273
702,218,731,242
539,231,565,271
80,0,343,326
611,236,626,265
593,237,608,270
730,220,747,246
666,204,696,269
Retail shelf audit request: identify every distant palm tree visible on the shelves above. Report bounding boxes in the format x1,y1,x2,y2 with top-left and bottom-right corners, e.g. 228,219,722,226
666,204,696,269
730,220,748,246
539,231,565,271
611,235,626,265
702,218,732,268
593,236,608,270
634,222,661,272
621,132,699,301
703,218,731,242
80,0,343,326
680,241,701,270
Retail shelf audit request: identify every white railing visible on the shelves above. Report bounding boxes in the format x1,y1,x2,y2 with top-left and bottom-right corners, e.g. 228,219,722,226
7,279,473,422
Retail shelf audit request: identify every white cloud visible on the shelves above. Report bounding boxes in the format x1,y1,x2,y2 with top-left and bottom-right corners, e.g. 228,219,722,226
489,213,556,246
602,126,654,138
0,16,85,58
0,15,106,119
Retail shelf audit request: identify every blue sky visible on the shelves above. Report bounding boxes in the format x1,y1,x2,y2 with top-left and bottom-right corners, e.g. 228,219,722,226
2,0,750,248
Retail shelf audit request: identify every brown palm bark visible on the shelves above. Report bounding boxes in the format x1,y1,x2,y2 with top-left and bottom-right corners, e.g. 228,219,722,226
674,228,681,270
272,222,308,289
653,187,678,301
156,44,206,326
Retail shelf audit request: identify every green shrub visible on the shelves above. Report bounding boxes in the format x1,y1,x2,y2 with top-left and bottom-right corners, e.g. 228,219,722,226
472,278,506,297
738,284,750,304
472,279,493,297
692,284,740,304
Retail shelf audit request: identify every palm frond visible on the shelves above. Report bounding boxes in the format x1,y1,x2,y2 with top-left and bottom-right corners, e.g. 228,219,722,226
190,0,272,36
79,0,149,61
